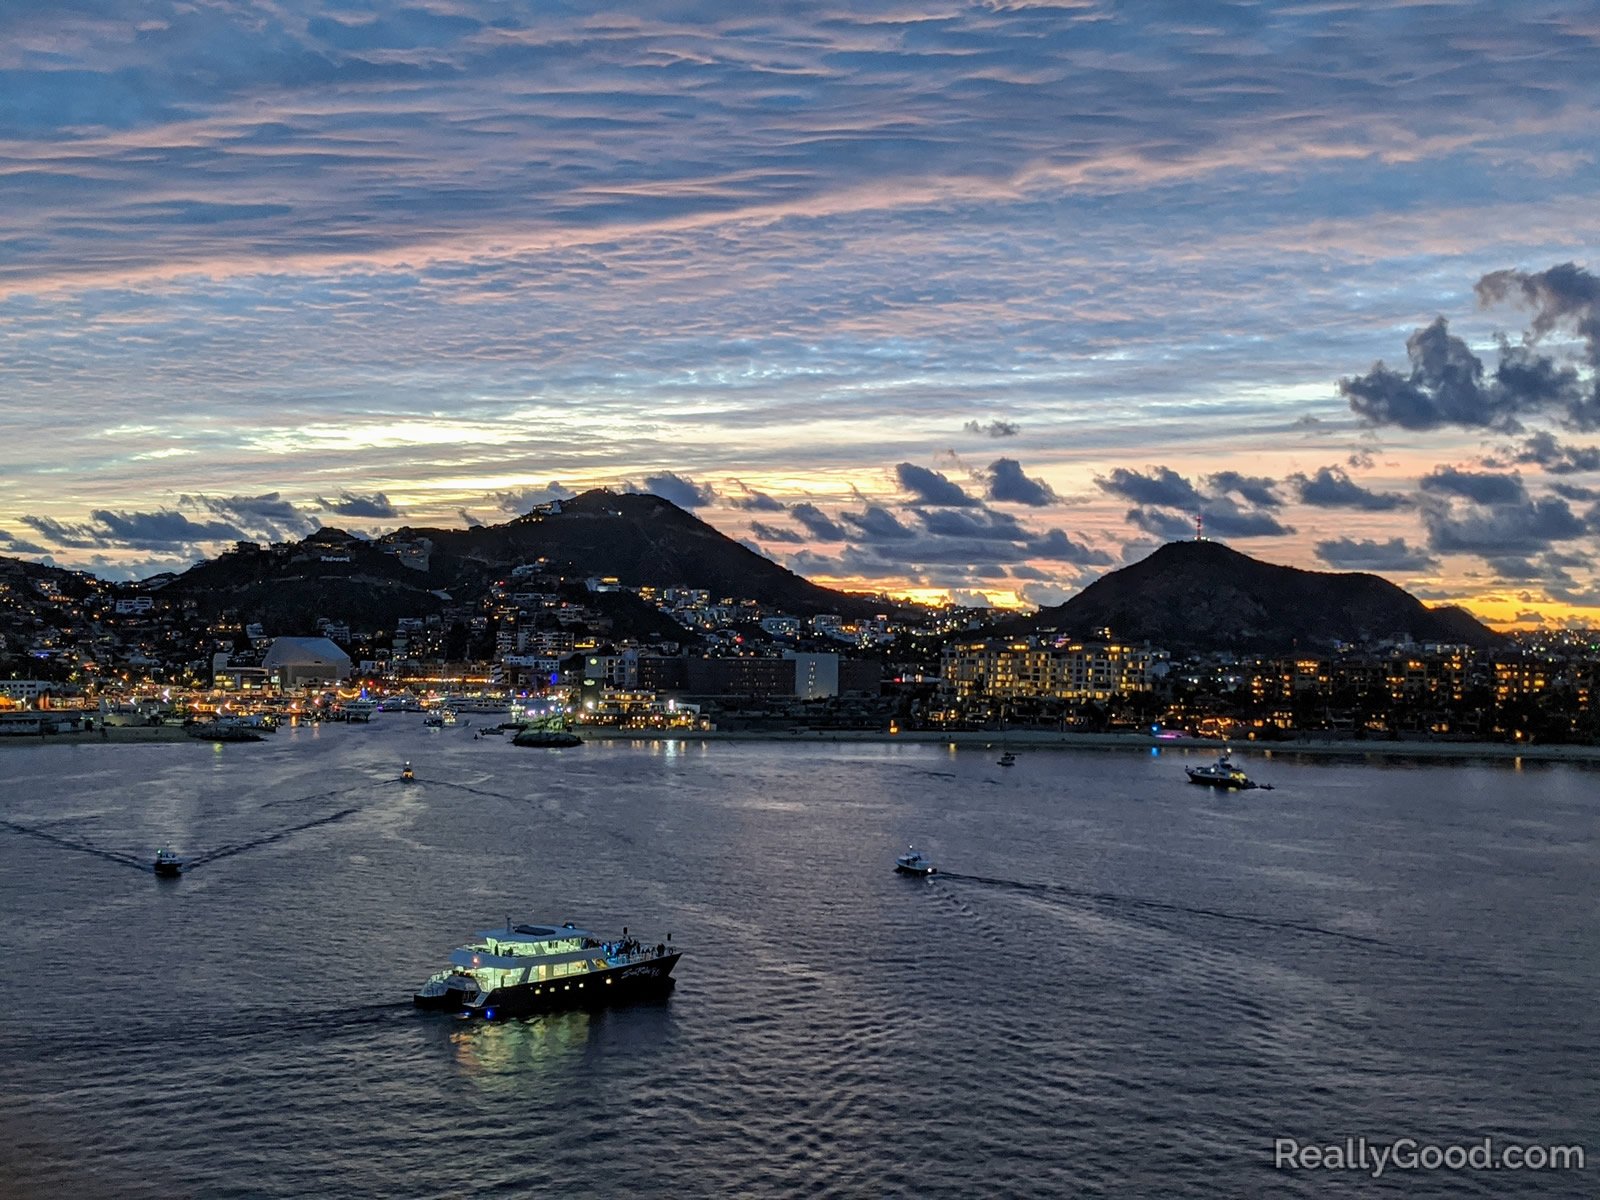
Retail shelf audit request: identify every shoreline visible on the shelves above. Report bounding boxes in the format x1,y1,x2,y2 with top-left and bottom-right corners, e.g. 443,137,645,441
8,721,1599,765
577,726,1600,764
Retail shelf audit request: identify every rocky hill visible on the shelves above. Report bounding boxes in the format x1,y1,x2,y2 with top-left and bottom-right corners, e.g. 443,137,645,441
1024,540,1501,651
154,489,882,631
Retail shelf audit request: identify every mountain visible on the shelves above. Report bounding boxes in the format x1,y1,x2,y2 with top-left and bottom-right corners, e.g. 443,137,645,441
157,490,883,630
1024,540,1502,651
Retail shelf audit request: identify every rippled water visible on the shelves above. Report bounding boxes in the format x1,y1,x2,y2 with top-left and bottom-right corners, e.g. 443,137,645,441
1,725,1596,1197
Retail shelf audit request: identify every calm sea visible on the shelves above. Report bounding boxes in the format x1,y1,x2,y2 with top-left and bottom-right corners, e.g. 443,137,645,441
0,725,1596,1197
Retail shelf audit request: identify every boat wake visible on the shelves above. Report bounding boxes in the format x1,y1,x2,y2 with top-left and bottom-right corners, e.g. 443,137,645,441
186,806,361,868
939,871,1397,951
0,820,149,870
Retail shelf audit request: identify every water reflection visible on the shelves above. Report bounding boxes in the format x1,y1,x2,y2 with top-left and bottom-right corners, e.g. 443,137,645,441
441,997,678,1090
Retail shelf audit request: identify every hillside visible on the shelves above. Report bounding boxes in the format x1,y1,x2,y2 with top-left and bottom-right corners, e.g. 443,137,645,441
155,490,882,631
1026,540,1502,651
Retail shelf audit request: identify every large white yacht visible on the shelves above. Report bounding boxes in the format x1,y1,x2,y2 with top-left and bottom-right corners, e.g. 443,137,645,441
414,920,681,1019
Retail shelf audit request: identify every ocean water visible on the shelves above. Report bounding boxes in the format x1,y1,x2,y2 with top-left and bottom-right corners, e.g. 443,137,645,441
0,724,1596,1198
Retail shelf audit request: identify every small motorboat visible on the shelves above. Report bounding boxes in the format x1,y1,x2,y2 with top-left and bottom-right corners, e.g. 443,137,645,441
1185,750,1258,789
997,751,1017,767
895,845,936,876
153,848,185,877
401,762,415,782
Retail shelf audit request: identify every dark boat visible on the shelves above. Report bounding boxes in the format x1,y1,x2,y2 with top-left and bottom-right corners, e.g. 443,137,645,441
153,848,185,877
1185,750,1257,789
512,728,583,748
414,920,680,1019
895,845,937,876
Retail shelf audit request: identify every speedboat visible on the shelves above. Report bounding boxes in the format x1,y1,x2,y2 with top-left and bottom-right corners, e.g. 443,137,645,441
414,919,681,1019
1185,750,1255,789
997,751,1017,767
895,845,936,876
401,761,415,782
153,848,185,877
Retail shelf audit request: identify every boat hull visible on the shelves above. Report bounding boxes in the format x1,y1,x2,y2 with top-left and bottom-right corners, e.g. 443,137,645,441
1185,772,1251,789
415,952,681,1018
153,863,184,877
895,863,936,876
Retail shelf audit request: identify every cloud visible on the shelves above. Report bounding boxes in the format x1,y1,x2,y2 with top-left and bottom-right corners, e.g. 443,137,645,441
631,472,715,509
1314,537,1439,572
1343,264,1600,433
982,458,1057,507
789,502,849,542
840,505,916,542
0,529,49,555
748,521,805,545
895,463,976,507
179,492,319,541
1419,467,1526,506
1100,466,1290,539
1290,466,1408,511
1097,467,1205,511
1027,529,1112,565
1509,431,1600,475
725,482,786,512
318,491,398,518
963,420,1020,438
21,509,248,551
1340,318,1534,432
1206,471,1282,510
495,483,576,514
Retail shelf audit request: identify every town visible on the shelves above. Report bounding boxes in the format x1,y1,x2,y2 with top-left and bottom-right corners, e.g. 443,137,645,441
5,544,1598,746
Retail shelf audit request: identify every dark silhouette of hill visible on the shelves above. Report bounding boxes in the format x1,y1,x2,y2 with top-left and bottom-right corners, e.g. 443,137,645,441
156,490,881,631
1025,540,1501,651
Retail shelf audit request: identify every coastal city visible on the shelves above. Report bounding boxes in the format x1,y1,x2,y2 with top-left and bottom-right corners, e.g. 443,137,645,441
5,526,1598,747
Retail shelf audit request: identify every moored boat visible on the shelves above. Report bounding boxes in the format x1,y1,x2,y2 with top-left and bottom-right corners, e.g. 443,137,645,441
414,920,680,1019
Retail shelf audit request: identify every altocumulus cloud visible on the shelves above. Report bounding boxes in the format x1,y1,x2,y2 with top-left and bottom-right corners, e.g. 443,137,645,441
982,458,1057,507
1291,466,1409,511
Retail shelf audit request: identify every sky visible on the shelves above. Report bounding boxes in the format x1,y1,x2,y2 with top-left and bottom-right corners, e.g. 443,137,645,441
2,1,1599,625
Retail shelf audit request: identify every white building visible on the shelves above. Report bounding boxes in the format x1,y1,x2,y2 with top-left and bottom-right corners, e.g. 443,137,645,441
262,637,352,687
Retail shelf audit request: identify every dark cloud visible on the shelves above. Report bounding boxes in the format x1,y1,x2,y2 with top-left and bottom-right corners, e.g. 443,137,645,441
1314,537,1439,572
1340,317,1532,431
1551,482,1600,502
917,507,1029,542
963,420,1020,438
1103,466,1290,540
318,491,398,518
1206,471,1281,510
1344,264,1600,433
1420,492,1586,558
494,483,575,514
632,472,715,509
1509,431,1600,475
180,492,319,541
0,529,49,555
1097,467,1205,510
1027,529,1112,565
789,503,849,542
725,482,785,512
21,509,247,550
1291,466,1408,511
840,505,916,542
895,463,976,507
982,458,1057,507
749,521,805,544
1419,467,1526,506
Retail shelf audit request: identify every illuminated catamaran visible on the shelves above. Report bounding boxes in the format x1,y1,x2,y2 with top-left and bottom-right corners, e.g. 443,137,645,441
413,920,681,1019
